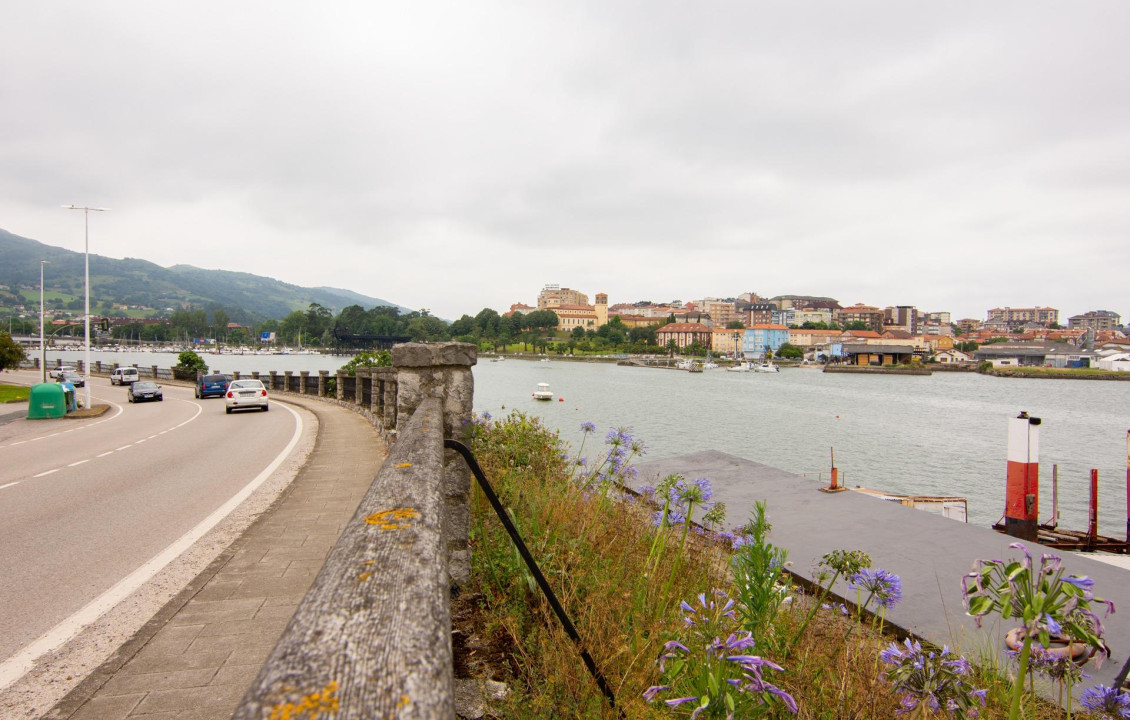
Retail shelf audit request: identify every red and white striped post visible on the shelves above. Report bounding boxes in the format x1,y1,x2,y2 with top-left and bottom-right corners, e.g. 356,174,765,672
1004,411,1041,541
1088,469,1099,543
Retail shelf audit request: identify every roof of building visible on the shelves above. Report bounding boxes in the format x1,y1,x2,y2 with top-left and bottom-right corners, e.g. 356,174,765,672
658,323,711,332
750,324,789,330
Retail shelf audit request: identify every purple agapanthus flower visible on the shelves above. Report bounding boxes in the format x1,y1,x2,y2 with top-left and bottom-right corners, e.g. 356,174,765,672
849,568,903,609
579,420,596,434
1079,684,1130,718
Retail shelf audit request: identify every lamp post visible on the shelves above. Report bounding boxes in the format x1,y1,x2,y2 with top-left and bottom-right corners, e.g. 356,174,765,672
40,260,49,383
62,205,108,409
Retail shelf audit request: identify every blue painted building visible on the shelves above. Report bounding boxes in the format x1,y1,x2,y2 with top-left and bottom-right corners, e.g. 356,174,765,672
742,324,790,359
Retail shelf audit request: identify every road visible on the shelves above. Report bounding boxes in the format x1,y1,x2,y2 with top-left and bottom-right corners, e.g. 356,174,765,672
0,369,304,688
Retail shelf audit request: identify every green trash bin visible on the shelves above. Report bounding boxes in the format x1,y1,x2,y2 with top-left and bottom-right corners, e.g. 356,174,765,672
27,383,67,419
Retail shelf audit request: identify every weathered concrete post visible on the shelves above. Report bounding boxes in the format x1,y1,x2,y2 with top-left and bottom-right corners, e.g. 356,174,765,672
391,342,477,585
317,370,328,398
151,365,158,379
269,370,278,390
336,371,346,401
232,371,241,380
95,361,102,373
355,368,368,409
284,370,293,393
299,370,309,394
251,371,261,382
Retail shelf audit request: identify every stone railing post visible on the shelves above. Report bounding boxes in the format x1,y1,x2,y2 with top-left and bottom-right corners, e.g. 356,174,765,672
252,371,261,383
233,371,241,380
317,370,328,397
299,370,309,394
269,370,278,390
391,342,477,585
151,365,158,379
336,371,346,401
284,370,293,393
95,361,102,373
355,368,368,409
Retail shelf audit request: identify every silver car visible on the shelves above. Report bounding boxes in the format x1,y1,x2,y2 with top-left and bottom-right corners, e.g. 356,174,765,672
224,379,269,414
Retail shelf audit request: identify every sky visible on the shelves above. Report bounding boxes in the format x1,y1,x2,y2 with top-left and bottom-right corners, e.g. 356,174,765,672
2,1,1128,322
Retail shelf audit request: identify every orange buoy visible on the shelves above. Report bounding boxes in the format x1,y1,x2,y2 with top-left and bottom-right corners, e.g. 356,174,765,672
558,397,564,402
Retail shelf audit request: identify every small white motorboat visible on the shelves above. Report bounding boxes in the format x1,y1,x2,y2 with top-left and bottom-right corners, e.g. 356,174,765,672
755,362,779,373
533,382,554,401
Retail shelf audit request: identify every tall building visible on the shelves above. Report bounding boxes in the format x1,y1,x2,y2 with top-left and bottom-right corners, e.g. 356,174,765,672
537,284,589,310
1068,310,1121,332
884,305,919,335
835,304,885,333
985,306,1059,330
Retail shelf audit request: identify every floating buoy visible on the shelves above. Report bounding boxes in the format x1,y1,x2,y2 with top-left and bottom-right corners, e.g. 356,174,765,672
558,397,564,402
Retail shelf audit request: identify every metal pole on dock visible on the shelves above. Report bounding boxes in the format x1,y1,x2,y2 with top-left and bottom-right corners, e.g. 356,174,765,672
1004,411,1040,542
1089,469,1099,545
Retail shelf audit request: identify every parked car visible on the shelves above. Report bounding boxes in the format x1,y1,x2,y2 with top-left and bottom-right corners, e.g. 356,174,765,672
57,371,85,388
195,373,232,399
110,367,140,385
49,365,76,379
225,379,269,414
128,381,164,403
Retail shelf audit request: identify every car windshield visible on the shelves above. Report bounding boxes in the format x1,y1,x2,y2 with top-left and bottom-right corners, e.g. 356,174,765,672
203,375,228,383
230,381,264,390
134,382,158,391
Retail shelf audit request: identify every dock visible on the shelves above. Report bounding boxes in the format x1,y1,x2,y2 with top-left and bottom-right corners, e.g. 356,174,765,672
630,450,1130,695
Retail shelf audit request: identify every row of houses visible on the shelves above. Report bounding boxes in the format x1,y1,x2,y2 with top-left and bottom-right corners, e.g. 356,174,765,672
652,323,975,363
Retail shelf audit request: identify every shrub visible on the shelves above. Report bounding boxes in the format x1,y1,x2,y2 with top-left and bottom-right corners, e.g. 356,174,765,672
172,350,207,380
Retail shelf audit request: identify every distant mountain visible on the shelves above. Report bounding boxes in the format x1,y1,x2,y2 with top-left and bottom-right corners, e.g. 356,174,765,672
0,228,412,321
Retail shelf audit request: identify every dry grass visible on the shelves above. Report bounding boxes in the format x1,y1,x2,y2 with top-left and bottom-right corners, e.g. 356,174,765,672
460,412,1071,719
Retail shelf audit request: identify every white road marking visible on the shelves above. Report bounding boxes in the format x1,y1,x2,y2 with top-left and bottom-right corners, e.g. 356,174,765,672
33,469,58,478
96,451,113,458
67,460,89,467
0,401,304,691
116,445,132,451
0,482,18,491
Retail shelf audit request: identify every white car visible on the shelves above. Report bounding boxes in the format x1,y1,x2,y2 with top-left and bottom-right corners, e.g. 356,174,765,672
49,365,76,379
225,379,269,414
111,367,140,385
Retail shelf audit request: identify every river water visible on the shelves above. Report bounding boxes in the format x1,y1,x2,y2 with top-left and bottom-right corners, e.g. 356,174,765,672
43,349,1130,537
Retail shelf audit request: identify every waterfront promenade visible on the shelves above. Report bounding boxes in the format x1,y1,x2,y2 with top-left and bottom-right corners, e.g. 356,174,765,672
38,396,386,720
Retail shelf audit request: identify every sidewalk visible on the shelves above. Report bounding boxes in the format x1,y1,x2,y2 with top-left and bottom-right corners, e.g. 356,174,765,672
44,397,386,720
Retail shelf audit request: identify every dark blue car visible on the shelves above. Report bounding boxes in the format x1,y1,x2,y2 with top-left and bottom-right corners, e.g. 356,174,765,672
195,373,232,399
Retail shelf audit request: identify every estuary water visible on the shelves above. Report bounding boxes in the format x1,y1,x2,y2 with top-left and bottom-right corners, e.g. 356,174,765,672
43,349,1130,537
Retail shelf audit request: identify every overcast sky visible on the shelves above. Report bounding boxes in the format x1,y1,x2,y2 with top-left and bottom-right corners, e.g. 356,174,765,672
2,2,1127,322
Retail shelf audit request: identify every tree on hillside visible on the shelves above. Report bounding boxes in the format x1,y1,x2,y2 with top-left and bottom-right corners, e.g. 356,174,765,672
0,332,27,372
211,308,231,339
407,315,449,342
306,303,333,339
725,320,746,329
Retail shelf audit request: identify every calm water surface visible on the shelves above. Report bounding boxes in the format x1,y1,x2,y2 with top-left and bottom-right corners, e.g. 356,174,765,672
472,359,1130,537
47,350,1130,536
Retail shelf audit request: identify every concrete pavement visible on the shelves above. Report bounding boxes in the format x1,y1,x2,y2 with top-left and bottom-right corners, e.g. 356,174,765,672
41,396,386,720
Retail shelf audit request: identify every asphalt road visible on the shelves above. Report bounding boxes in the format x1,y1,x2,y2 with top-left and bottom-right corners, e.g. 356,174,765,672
0,369,302,673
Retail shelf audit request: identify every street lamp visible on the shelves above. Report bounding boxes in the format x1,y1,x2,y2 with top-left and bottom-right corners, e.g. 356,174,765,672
40,260,49,383
62,205,108,409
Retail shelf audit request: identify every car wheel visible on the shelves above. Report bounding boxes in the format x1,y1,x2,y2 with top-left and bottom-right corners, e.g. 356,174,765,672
226,406,232,414
128,394,133,403
262,405,269,412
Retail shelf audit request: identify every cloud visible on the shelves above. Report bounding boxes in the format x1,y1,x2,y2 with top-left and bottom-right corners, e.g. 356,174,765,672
1,1,1128,321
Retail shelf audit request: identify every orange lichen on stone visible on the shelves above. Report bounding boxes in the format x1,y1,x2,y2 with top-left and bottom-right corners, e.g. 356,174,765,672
267,680,340,720
364,507,421,531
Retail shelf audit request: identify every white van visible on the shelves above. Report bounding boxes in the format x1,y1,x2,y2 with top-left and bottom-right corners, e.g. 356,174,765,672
111,367,140,385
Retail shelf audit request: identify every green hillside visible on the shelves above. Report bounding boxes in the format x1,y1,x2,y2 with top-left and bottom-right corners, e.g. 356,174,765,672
0,228,410,321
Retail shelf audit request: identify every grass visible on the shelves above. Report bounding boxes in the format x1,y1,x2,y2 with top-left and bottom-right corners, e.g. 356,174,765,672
458,411,1080,719
0,382,30,403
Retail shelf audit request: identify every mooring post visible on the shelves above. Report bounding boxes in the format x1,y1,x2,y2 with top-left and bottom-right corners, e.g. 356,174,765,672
1088,469,1099,544
1004,411,1041,542
819,445,845,493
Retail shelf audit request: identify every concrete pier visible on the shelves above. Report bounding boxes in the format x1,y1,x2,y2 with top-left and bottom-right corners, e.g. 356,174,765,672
632,450,1130,694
